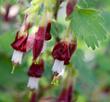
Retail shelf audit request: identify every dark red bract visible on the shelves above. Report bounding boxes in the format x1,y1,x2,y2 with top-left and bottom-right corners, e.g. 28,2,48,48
30,92,37,102
66,2,73,17
45,22,52,40
66,0,77,17
28,59,44,78
57,85,73,102
11,31,28,52
32,27,45,60
36,27,45,40
52,41,70,63
52,41,77,65
69,40,77,57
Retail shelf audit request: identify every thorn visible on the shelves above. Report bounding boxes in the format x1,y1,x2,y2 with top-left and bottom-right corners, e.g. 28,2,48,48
11,64,16,74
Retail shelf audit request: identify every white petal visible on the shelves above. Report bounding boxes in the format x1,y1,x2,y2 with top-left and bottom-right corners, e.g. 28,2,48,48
11,50,23,64
52,59,65,74
8,5,19,18
59,66,65,77
27,77,39,90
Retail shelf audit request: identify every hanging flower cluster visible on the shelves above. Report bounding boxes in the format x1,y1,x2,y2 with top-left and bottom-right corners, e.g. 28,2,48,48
10,0,78,101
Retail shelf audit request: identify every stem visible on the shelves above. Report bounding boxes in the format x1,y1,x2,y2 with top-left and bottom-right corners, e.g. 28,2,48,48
54,0,64,20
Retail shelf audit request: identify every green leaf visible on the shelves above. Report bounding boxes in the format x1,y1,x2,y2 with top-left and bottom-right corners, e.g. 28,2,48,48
72,49,96,94
50,21,66,38
70,8,107,49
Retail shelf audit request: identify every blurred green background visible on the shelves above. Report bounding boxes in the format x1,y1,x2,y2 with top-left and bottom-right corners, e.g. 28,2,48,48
0,0,110,102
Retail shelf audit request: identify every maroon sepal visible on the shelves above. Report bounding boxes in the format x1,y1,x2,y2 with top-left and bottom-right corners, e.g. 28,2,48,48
69,40,77,56
65,40,77,64
30,92,37,102
66,0,77,17
45,22,52,40
11,31,28,52
57,85,73,102
52,41,70,65
32,27,45,60
28,59,44,78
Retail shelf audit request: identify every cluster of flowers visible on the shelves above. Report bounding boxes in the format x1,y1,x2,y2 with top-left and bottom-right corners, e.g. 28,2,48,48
10,0,77,101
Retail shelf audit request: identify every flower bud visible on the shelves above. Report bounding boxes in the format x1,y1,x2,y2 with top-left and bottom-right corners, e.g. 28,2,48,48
66,0,77,17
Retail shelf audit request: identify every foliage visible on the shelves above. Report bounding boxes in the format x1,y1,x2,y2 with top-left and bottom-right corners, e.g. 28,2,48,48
0,0,110,102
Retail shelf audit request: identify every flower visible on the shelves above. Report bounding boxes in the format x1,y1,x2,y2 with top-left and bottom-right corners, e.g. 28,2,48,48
45,22,52,41
30,91,37,102
52,40,77,75
57,85,73,102
11,15,32,65
27,59,44,90
11,31,28,64
32,27,45,60
32,22,52,60
41,22,52,53
66,0,77,17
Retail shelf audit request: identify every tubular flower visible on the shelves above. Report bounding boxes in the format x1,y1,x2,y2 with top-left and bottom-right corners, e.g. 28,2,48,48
52,40,77,75
27,59,44,90
30,91,37,102
66,0,77,17
45,22,52,41
57,85,73,102
32,27,45,60
11,15,32,65
41,22,52,53
11,31,28,64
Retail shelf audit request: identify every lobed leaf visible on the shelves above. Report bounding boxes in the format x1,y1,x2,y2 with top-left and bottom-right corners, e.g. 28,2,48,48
70,8,107,49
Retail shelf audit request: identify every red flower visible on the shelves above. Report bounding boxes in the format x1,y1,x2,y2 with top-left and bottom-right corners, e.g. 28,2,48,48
57,85,73,102
45,22,52,40
69,40,77,56
11,31,28,52
52,41,77,65
66,0,77,17
28,59,44,78
52,41,70,65
30,92,37,102
32,27,46,60
52,41,70,61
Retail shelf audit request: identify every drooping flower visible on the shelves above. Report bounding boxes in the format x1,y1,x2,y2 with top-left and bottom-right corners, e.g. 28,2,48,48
52,40,77,76
11,31,28,65
32,27,45,60
45,22,52,41
32,12,52,60
66,0,77,17
11,15,32,65
27,59,44,90
41,22,52,53
29,91,37,102
57,84,73,102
